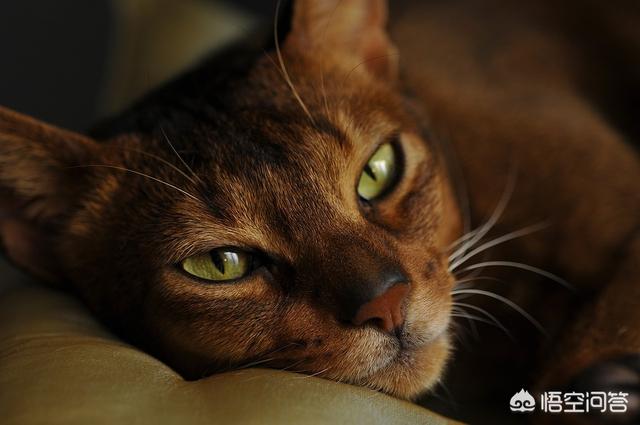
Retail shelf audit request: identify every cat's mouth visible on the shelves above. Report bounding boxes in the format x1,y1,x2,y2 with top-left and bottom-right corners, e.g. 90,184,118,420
343,308,452,399
382,322,446,365
351,326,451,399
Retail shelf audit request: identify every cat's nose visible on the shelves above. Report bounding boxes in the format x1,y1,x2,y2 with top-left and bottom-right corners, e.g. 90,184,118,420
351,279,410,334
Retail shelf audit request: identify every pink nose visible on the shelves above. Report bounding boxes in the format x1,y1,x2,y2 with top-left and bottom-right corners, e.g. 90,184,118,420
352,283,410,333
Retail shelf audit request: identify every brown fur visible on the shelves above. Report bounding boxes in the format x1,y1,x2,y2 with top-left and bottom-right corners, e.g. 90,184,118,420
0,0,639,422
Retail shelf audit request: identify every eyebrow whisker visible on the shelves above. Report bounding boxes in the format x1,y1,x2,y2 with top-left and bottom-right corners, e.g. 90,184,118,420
68,164,202,203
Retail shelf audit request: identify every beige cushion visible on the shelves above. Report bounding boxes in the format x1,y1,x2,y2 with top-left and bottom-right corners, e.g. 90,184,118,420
0,285,457,424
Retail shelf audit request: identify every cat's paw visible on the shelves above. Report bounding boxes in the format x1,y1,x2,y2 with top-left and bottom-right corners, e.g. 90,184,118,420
569,355,640,424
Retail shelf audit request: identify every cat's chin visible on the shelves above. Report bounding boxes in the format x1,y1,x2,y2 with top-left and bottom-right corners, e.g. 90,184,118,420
354,331,451,400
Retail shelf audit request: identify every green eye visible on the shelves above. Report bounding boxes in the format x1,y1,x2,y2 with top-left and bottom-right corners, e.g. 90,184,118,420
181,249,251,282
357,143,397,201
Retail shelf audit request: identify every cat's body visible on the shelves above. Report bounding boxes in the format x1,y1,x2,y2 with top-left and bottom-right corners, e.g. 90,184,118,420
1,0,639,423
390,0,640,409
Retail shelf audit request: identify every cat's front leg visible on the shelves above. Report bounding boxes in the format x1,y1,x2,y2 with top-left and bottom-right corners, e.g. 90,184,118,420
535,235,640,424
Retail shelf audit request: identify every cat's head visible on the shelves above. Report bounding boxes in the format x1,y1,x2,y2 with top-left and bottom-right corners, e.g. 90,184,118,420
0,0,461,399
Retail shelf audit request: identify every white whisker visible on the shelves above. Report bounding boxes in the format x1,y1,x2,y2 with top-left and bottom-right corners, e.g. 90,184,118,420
449,222,548,271
454,276,508,289
69,165,201,202
317,0,343,120
295,366,331,379
236,357,277,370
452,301,514,340
120,146,197,185
461,261,573,290
447,228,479,252
451,311,480,338
280,358,307,372
452,288,548,337
320,71,330,119
234,342,302,371
274,0,315,124
449,169,517,262
451,312,497,326
160,126,200,183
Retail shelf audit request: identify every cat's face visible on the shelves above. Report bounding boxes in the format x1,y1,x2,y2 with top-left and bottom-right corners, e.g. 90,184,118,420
0,0,461,399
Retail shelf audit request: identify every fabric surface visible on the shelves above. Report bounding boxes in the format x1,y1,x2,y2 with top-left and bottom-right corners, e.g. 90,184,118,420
0,284,457,424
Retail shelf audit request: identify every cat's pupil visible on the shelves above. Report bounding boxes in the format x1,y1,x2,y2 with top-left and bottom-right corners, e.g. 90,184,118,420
363,164,377,181
210,252,225,274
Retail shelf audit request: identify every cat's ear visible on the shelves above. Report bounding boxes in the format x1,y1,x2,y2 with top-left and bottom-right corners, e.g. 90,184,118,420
286,0,398,81
0,106,99,283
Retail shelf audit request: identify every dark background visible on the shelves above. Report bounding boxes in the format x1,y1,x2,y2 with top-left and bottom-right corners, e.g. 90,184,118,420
0,0,273,131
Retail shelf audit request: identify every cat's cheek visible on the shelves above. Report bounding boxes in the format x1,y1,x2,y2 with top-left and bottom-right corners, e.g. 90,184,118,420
140,271,286,373
400,246,455,339
405,285,452,344
436,174,464,250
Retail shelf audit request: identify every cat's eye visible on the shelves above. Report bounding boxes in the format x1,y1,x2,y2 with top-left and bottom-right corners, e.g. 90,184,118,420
357,143,398,201
181,249,251,282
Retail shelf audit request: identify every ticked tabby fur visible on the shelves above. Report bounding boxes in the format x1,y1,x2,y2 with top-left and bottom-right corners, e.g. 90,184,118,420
1,0,639,423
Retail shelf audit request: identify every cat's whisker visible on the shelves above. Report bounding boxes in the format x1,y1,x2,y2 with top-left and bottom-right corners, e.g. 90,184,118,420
223,17,316,122
451,310,480,339
452,250,493,281
451,288,548,337
432,380,459,412
450,307,465,316
294,366,332,379
449,281,477,300
233,341,304,371
68,165,201,202
449,222,549,271
450,320,473,347
342,53,400,87
159,126,201,183
274,0,315,125
317,0,343,120
448,168,517,262
452,301,514,340
279,358,307,372
454,276,508,288
455,308,507,333
235,357,278,370
117,146,198,186
454,302,513,338
461,261,573,290
451,305,478,330
447,228,479,253
320,71,331,120
451,312,498,327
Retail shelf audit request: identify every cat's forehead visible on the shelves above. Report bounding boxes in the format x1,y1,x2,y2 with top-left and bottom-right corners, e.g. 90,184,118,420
99,47,408,238
146,91,399,243
189,111,357,202
159,69,400,182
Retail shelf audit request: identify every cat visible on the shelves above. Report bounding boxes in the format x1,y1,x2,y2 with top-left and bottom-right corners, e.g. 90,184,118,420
1,0,639,423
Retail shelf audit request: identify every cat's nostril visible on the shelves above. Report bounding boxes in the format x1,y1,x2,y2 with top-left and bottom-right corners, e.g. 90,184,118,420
352,283,410,334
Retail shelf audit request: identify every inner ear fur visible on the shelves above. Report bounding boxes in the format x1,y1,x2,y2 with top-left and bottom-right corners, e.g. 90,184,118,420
286,0,398,81
0,106,99,283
